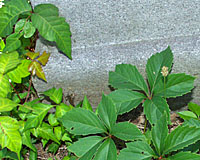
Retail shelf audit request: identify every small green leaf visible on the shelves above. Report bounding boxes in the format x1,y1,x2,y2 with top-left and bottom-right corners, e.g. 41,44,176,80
0,74,11,97
24,21,36,38
164,125,200,154
109,64,149,95
47,142,60,154
118,141,156,160
93,138,117,160
48,114,59,126
0,97,18,112
43,87,63,104
0,148,18,160
68,136,103,158
54,126,62,141
15,19,26,33
97,94,117,131
55,103,73,118
61,132,72,142
22,130,37,152
59,108,106,135
177,111,197,120
154,73,195,98
188,102,200,117
82,95,93,111
146,46,173,93
29,149,37,160
151,113,168,155
143,96,170,125
0,116,22,159
3,33,22,52
108,89,145,115
111,121,144,141
0,37,5,51
168,152,200,160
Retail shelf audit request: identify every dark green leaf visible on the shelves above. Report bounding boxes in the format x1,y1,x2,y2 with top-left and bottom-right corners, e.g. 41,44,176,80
168,152,200,160
29,150,37,160
3,33,22,52
97,94,117,131
109,64,149,95
59,108,106,135
108,89,145,115
48,142,59,154
146,46,173,93
111,122,144,141
143,96,170,125
188,102,200,117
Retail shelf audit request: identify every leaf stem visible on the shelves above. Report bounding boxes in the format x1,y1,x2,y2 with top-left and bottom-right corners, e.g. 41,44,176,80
25,75,32,103
9,81,23,104
164,77,166,99
143,117,147,134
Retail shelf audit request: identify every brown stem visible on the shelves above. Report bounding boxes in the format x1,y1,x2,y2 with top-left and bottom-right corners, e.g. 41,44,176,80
143,117,147,134
25,75,32,103
9,81,23,104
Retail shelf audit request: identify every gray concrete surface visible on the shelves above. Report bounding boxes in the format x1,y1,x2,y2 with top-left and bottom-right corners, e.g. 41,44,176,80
31,0,200,110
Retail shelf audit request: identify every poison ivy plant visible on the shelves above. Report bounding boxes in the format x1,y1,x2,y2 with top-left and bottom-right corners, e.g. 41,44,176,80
118,114,200,160
108,46,195,125
59,94,145,160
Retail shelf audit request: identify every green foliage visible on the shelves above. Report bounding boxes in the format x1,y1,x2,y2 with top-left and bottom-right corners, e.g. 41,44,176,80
109,46,195,125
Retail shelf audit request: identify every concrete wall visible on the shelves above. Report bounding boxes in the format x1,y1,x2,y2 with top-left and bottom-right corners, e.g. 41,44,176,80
31,0,200,110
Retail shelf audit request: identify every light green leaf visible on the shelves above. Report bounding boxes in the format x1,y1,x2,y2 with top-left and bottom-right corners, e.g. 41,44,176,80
151,113,168,155
118,141,156,160
15,19,26,33
97,94,117,131
48,114,59,126
7,59,31,83
24,103,54,131
59,108,106,135
54,126,62,141
43,87,63,104
0,74,11,97
3,33,22,52
0,97,18,112
177,111,197,120
0,0,32,37
109,64,149,95
61,132,72,142
93,138,117,160
24,21,36,38
111,121,144,141
183,119,200,128
0,37,5,51
0,116,22,159
146,46,173,93
55,103,73,118
22,130,37,152
0,51,20,74
82,96,93,111
108,89,145,115
34,123,60,144
154,73,195,98
143,96,170,125
164,126,200,154
188,102,200,117
31,4,71,59
68,136,103,158
168,152,200,160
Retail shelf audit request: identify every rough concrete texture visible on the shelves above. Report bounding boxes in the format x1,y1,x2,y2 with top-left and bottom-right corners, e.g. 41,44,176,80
31,0,200,110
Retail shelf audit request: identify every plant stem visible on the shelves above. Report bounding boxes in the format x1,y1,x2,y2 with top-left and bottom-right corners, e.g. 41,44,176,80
164,77,166,99
143,118,147,134
9,81,23,104
25,75,32,103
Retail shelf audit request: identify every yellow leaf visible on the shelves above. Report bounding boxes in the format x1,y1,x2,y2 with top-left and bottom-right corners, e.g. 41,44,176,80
37,51,50,66
26,52,40,60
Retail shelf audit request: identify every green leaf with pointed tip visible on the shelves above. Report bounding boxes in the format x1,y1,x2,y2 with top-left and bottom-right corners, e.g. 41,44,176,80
118,141,156,160
55,103,73,118
109,64,149,95
0,74,11,97
82,96,93,111
0,116,22,159
108,89,145,115
143,96,170,125
93,138,117,160
168,152,200,160
154,73,195,98
0,38,5,51
22,130,37,152
164,126,200,154
177,111,197,120
34,123,60,144
48,114,59,126
111,121,145,141
97,94,117,131
43,87,63,104
54,126,62,141
59,108,106,135
146,46,173,93
3,33,22,52
7,59,31,83
31,4,71,59
24,103,54,131
0,97,18,112
151,113,168,155
0,51,20,74
68,136,103,159
0,0,32,37
188,102,200,117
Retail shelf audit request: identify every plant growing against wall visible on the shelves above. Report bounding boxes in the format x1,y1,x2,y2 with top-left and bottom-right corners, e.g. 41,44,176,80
108,46,195,126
